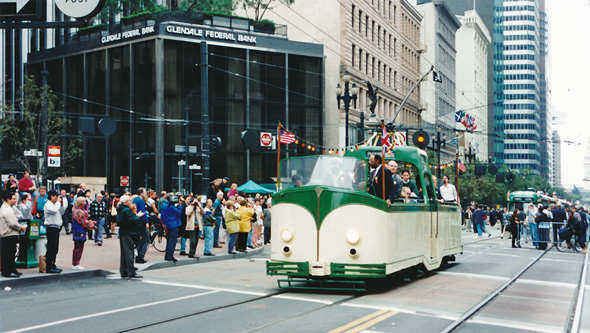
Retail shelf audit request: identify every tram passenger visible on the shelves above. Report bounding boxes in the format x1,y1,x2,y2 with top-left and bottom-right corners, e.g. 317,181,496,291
367,154,395,207
327,158,352,188
386,161,403,199
291,175,303,187
438,175,457,203
400,169,419,197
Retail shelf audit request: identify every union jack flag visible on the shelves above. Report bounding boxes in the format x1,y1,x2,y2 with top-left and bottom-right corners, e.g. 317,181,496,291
381,127,392,155
279,130,296,144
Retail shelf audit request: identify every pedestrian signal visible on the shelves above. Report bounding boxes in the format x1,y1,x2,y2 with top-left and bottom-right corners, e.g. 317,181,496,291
474,164,486,176
412,130,429,149
210,136,222,151
507,173,515,182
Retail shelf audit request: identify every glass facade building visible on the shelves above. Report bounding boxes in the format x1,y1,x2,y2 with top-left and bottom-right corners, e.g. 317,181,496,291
495,0,550,177
26,16,324,193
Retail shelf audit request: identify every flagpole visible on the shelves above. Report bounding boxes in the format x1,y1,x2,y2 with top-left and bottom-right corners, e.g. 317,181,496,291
276,122,281,191
381,120,386,201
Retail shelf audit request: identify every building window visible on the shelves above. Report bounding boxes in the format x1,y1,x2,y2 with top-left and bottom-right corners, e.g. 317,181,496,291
352,4,355,29
372,20,375,42
377,26,381,47
366,53,369,74
358,10,363,33
359,48,363,70
371,57,375,78
366,15,369,38
352,44,356,68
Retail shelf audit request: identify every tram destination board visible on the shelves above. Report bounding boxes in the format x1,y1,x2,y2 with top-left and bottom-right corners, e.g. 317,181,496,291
0,0,45,21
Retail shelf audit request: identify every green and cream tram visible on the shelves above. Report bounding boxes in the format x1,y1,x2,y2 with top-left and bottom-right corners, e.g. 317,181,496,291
266,146,463,290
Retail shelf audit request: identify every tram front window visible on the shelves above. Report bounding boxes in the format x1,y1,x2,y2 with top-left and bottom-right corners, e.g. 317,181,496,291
279,156,366,190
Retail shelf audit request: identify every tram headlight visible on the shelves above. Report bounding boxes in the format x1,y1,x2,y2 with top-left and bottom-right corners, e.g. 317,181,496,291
281,228,293,242
346,230,360,245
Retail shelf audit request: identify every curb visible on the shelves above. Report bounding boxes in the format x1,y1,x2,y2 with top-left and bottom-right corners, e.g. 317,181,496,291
141,245,265,271
1,246,266,288
0,269,110,289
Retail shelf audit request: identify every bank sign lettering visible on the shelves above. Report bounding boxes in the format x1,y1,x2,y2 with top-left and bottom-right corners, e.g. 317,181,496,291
165,24,257,44
102,25,155,44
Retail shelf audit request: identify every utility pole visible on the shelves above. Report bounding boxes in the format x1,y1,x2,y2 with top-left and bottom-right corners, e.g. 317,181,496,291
40,70,49,186
201,42,210,195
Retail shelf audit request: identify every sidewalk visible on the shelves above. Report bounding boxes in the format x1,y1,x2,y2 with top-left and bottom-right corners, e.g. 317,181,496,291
1,229,264,287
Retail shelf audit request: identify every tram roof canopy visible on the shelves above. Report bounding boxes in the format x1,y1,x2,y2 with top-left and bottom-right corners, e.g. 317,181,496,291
238,180,276,194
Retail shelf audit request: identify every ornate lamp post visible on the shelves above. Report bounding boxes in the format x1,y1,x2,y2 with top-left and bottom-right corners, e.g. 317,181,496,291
431,127,446,178
465,142,476,163
336,73,358,146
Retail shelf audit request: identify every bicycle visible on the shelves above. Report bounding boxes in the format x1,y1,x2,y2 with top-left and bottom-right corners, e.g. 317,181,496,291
148,219,167,252
555,230,584,252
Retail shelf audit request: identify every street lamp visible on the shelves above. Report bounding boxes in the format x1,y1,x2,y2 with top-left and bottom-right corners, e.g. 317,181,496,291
431,127,446,178
336,73,358,146
465,142,476,163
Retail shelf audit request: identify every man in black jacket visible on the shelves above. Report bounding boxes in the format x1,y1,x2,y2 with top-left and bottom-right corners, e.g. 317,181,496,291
367,154,394,207
117,195,145,278
552,204,567,245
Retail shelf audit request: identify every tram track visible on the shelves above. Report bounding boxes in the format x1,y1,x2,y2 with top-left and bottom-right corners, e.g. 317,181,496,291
114,283,366,333
441,245,589,333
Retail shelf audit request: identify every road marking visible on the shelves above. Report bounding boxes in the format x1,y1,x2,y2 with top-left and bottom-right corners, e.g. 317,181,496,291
435,271,510,281
141,279,268,296
271,295,334,305
344,311,398,333
340,303,417,316
541,258,583,264
467,317,562,333
6,290,219,333
328,310,396,333
516,279,577,288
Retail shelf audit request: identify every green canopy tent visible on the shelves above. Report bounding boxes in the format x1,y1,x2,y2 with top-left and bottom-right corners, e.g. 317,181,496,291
237,180,276,194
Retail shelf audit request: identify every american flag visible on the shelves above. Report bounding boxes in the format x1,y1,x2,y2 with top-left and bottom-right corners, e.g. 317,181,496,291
279,130,296,144
458,159,466,172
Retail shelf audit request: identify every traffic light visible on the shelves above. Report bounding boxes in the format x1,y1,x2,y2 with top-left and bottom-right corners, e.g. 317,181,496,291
496,172,505,183
488,164,498,175
507,172,515,182
412,130,430,149
474,164,486,176
241,130,257,147
210,136,222,152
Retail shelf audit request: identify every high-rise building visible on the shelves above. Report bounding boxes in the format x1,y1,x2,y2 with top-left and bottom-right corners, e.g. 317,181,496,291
237,0,424,147
455,10,490,162
416,0,461,134
444,0,497,160
552,130,561,188
495,0,551,177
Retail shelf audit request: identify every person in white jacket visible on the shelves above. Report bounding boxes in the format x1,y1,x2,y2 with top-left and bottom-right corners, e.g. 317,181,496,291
44,190,67,273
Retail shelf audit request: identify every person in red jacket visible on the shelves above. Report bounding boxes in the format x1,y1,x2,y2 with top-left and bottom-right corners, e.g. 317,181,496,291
18,171,36,196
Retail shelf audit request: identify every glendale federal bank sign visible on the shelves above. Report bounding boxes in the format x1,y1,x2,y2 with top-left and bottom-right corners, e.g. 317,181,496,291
101,22,258,45
164,24,258,44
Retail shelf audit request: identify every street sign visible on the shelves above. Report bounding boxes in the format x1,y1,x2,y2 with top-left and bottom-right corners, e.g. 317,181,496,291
0,0,44,21
260,132,272,147
48,157,61,167
47,145,60,168
54,0,105,19
120,176,129,187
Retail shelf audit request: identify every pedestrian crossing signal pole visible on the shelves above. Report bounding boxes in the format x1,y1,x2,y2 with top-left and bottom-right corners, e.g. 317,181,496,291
455,151,459,204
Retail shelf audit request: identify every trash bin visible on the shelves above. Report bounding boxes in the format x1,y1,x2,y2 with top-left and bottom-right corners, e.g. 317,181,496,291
537,222,551,250
15,218,41,268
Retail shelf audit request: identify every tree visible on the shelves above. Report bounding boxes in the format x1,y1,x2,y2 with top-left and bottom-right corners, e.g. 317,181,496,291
0,76,83,183
180,0,235,14
240,0,294,21
98,0,166,23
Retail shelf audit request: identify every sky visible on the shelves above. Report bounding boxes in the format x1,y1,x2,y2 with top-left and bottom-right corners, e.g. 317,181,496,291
547,0,590,188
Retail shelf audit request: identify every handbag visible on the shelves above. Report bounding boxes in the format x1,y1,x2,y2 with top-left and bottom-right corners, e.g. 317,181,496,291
72,232,87,242
39,255,46,273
